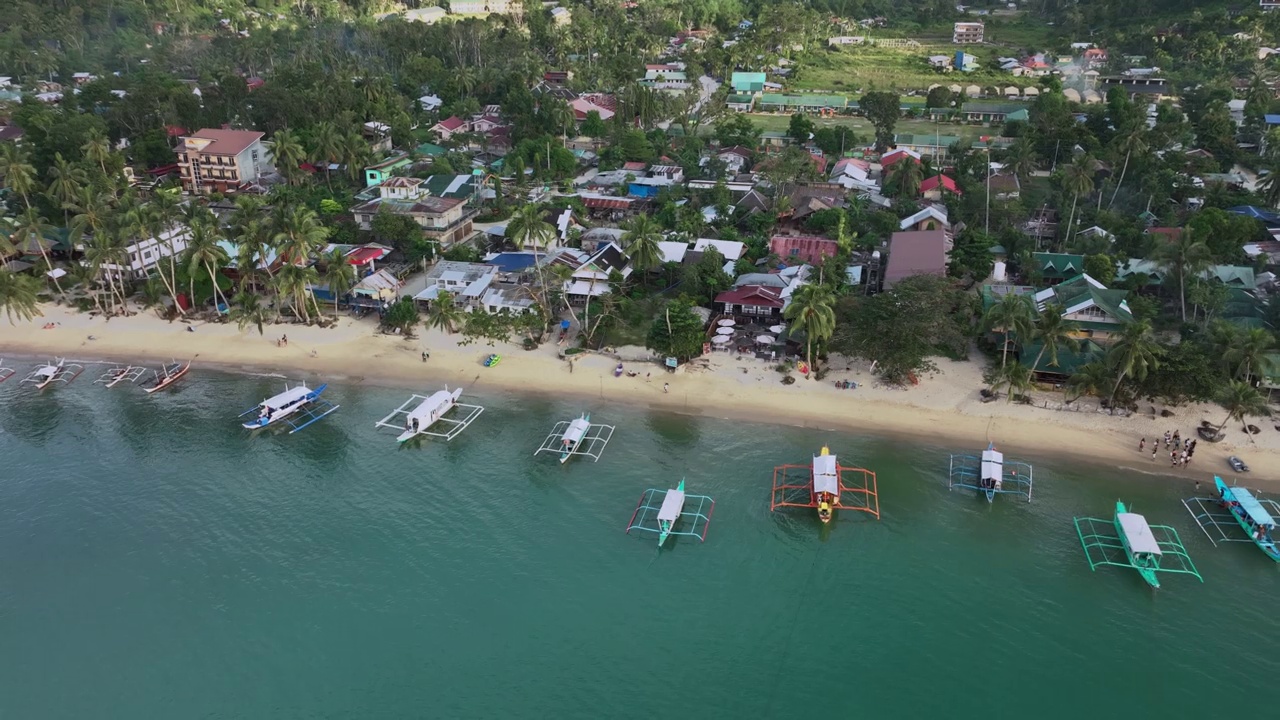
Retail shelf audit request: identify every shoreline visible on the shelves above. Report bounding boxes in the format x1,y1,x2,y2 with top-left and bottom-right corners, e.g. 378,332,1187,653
4,305,1278,488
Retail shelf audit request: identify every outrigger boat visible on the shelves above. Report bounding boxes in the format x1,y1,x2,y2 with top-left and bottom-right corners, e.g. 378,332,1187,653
533,413,615,463
771,446,880,524
143,359,191,394
374,387,484,442
626,479,715,548
0,359,15,383
95,365,146,388
1182,477,1280,562
1074,501,1202,590
947,442,1034,502
20,358,84,390
239,382,340,434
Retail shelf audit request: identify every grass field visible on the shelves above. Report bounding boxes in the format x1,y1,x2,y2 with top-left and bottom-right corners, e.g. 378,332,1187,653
744,114,994,143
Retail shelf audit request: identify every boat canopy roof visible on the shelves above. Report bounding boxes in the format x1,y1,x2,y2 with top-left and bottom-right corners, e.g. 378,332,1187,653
564,416,591,439
264,385,312,409
813,454,839,495
409,391,451,421
657,488,686,522
981,459,1002,482
1232,487,1277,528
1117,512,1163,555
982,448,1003,464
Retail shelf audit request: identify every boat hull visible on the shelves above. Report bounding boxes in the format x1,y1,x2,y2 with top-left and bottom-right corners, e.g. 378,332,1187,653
1114,500,1161,589
1215,477,1280,563
144,363,190,394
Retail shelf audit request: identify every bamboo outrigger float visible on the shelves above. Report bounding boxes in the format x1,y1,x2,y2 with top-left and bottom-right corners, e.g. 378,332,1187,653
948,442,1033,502
533,413,615,463
771,446,880,524
143,359,191,394
626,479,715,548
239,382,339,434
374,387,484,442
1074,501,1203,589
20,358,84,390
0,359,14,383
1183,476,1280,562
95,365,147,388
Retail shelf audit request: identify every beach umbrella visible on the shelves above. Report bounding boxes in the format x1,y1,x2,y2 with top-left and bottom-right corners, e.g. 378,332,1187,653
769,324,785,334
711,335,731,344
717,319,736,327
756,335,776,344
715,327,734,335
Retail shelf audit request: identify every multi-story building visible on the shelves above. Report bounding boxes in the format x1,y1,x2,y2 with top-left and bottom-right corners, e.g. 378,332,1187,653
176,128,268,195
350,177,477,248
953,22,985,44
98,225,191,280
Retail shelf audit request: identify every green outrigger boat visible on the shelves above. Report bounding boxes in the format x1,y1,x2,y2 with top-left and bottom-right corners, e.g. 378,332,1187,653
1074,501,1202,590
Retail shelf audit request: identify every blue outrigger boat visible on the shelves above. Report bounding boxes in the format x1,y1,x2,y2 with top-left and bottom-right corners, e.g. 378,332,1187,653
947,442,1034,502
239,383,340,434
626,479,715,548
1074,501,1202,590
1183,477,1280,562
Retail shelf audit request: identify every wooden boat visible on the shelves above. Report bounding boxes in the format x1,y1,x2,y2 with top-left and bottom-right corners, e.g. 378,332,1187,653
657,479,686,547
394,388,461,442
21,358,84,390
144,359,191,394
814,447,838,523
1075,502,1202,590
1214,477,1280,562
374,387,483,442
96,365,146,388
771,446,880,525
534,414,615,463
626,480,715,548
239,383,339,434
558,413,591,463
1114,502,1163,589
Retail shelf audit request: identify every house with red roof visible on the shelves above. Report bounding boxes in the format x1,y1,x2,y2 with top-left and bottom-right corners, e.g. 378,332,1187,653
430,116,469,141
920,174,961,200
879,147,922,169
175,128,268,195
713,285,785,319
770,235,839,266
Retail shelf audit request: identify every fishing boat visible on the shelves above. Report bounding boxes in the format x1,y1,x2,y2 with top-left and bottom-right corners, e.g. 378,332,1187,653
95,365,146,388
0,359,15,383
239,382,340,434
143,359,191,394
20,358,84,390
947,442,1034,503
1212,477,1279,561
626,479,715,548
771,446,880,524
1074,501,1202,590
534,413,615,463
374,387,484,442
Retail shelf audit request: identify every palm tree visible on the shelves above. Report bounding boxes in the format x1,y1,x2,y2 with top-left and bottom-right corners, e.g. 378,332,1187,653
1106,319,1160,404
1259,164,1280,209
784,283,836,376
1224,327,1277,381
620,215,664,274
272,205,329,266
506,204,555,251
1027,303,1079,373
1153,226,1212,323
1065,361,1111,403
342,131,371,184
1060,153,1095,241
230,291,271,336
81,231,128,314
0,145,37,207
321,248,356,313
81,129,112,178
983,292,1035,368
426,290,465,333
184,221,231,311
271,129,307,185
273,263,319,322
1108,129,1147,209
45,153,87,224
992,361,1033,403
1004,137,1037,179
0,269,43,324
887,158,924,198
309,122,342,188
1215,380,1272,436
13,208,65,302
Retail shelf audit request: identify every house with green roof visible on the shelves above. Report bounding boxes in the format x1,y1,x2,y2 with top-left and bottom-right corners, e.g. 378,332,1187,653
364,153,412,187
759,93,850,111
1032,252,1085,284
962,102,1024,123
1115,259,1257,290
731,72,766,94
1034,272,1134,342
892,133,964,159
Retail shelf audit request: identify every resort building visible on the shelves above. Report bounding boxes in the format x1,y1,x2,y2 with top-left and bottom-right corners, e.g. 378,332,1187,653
98,225,191,280
350,177,477,248
713,284,785,319
175,128,269,195
558,242,632,304
1033,273,1134,342
953,22,985,44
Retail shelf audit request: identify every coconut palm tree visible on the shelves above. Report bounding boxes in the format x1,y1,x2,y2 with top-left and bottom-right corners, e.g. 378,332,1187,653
45,153,87,225
80,231,128,314
273,263,319,322
983,292,1035,369
1215,380,1272,436
309,122,343,188
1108,129,1147,209
342,131,371,184
426,290,465,333
1003,137,1037,179
0,145,37,208
506,203,555,251
784,283,836,376
1106,319,1160,404
1065,361,1111,403
13,208,65,302
271,128,307,185
230,291,271,336
184,221,231,311
1224,326,1277,381
1060,153,1095,241
321,248,356,313
886,158,924,198
1027,302,1079,373
272,205,329,267
1153,226,1212,323
0,269,43,324
620,215,664,275
81,129,112,178
992,361,1034,403
1260,164,1280,209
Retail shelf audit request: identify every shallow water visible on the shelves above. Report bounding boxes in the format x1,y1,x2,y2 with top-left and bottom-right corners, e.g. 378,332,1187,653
0,368,1276,719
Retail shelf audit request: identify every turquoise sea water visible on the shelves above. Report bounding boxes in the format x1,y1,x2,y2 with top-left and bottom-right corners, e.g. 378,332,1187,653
1,366,1278,719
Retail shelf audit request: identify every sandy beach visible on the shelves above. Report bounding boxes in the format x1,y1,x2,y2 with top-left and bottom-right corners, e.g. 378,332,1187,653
4,304,1278,485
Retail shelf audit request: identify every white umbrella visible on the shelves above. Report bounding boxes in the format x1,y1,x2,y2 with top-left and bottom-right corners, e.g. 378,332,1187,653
717,319,736,327
756,335,776,344
711,335,731,344
715,327,734,335
769,324,785,334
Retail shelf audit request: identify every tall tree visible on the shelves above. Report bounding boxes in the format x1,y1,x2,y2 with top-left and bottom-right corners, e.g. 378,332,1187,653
1108,129,1147,209
13,208,65,302
785,283,837,375
860,91,900,151
0,145,37,207
271,128,307,185
81,129,112,178
183,220,231,311
230,291,270,336
1153,226,1212,323
1107,320,1160,404
321,248,356,313
0,269,43,324
886,158,924,198
45,152,87,224
619,214,663,274
426,290,464,333
1224,327,1276,381
1059,153,1095,242
983,292,1034,368
1027,303,1079,373
1214,380,1271,435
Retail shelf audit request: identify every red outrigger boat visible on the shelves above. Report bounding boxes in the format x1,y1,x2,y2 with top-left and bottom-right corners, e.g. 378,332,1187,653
144,359,191,394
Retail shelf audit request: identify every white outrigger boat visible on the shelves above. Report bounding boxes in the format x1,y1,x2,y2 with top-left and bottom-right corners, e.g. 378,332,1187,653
0,358,14,383
143,359,191,394
374,387,484,442
239,382,339,434
95,365,147,388
20,358,84,390
534,413,616,463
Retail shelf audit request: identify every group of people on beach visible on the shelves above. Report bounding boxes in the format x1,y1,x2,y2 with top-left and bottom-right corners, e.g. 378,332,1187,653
1138,431,1197,467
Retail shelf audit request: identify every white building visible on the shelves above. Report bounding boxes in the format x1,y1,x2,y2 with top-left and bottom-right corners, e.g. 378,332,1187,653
98,226,191,280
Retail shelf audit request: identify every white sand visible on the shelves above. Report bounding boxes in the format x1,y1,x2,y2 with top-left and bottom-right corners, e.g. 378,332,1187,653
4,304,1277,486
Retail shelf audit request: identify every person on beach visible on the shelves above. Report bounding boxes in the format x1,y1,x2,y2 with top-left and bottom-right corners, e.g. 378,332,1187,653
1164,431,1171,448
1139,438,1145,452
421,352,428,362
663,383,669,393
1151,447,1157,461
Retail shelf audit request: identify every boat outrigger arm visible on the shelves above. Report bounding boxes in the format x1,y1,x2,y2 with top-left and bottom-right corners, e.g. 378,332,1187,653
0,359,16,383
1182,476,1280,562
20,359,84,389
374,388,484,442
1074,501,1203,589
239,383,340,434
95,365,147,387
533,414,616,463
626,480,715,548
771,446,881,523
947,443,1034,502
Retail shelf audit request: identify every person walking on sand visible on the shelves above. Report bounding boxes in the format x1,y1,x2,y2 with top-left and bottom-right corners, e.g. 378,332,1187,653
1164,431,1171,448
663,383,669,394
1139,438,1145,452
1151,447,1157,461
